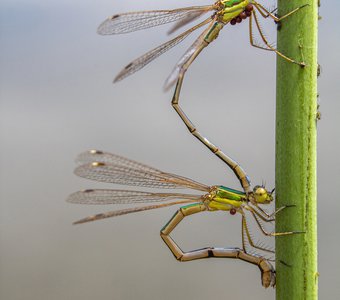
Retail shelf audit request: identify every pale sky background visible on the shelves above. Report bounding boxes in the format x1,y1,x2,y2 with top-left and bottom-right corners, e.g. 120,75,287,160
1,0,339,299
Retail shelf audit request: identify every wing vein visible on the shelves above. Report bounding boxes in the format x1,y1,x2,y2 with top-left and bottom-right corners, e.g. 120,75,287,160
97,6,214,35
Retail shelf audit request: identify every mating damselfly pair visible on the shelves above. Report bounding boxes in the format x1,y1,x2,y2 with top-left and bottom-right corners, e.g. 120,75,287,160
68,0,307,288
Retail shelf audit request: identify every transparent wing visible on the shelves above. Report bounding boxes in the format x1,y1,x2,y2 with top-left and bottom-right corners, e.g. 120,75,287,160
97,5,214,35
74,150,210,192
114,17,212,83
76,150,160,173
168,10,210,34
164,26,209,90
67,189,202,205
72,200,196,224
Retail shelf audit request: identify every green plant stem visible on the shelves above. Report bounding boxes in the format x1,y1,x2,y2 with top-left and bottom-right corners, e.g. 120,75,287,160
275,0,318,299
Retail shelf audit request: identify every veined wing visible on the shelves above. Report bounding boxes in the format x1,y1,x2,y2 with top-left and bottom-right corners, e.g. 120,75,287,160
97,5,215,35
76,150,160,173
67,189,202,205
164,22,212,90
72,200,196,224
168,9,211,34
114,17,212,83
74,151,210,192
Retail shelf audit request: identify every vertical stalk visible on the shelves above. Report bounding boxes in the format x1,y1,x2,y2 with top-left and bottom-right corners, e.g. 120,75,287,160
275,0,318,299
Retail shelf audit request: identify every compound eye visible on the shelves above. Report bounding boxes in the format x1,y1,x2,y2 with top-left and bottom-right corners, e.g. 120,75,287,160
253,185,264,192
255,186,266,195
254,186,269,203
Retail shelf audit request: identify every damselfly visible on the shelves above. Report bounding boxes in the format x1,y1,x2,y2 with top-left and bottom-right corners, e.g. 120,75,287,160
68,150,299,287
97,0,307,172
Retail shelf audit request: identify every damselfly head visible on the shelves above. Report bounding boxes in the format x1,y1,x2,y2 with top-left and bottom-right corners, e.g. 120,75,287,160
253,185,273,204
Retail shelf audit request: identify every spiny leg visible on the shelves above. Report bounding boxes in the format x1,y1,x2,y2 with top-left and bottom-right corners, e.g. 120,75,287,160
253,1,308,22
249,209,305,237
249,10,305,66
248,11,273,52
242,214,275,254
160,203,275,287
253,204,294,220
245,204,289,223
244,204,289,222
171,28,251,193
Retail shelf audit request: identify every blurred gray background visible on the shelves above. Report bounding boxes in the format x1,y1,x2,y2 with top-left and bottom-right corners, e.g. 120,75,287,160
1,0,339,299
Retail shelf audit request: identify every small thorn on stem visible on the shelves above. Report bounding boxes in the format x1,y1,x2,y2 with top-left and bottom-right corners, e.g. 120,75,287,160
279,260,292,268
